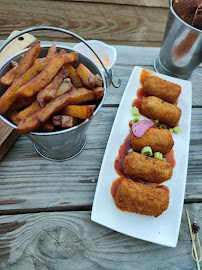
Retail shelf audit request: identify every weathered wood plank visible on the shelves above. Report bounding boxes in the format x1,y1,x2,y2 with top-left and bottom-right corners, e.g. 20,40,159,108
0,204,201,269
0,0,168,46
69,0,169,8
0,107,201,213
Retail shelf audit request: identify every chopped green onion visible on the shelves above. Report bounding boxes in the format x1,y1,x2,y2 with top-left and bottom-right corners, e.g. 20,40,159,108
141,146,153,156
159,124,167,129
162,158,167,161
132,117,139,124
153,119,159,124
169,128,174,133
173,126,182,134
128,148,134,153
154,152,163,160
132,106,139,116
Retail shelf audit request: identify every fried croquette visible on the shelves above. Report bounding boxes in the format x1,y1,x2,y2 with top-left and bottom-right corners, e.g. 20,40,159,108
141,96,181,127
115,178,169,217
123,152,173,183
144,76,181,104
131,127,174,154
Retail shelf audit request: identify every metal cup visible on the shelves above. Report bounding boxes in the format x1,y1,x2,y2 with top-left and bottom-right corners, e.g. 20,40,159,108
0,27,121,161
154,0,202,79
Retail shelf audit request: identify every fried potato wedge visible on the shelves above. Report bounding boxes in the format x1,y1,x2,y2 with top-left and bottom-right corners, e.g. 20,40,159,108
11,96,36,111
52,115,62,126
34,44,57,65
95,74,103,87
37,68,68,106
92,87,104,100
55,78,73,97
14,41,41,82
61,115,77,128
52,115,77,128
17,88,95,134
17,100,41,122
17,54,66,98
67,87,95,105
34,58,46,65
0,58,50,114
0,65,17,86
6,110,20,125
47,44,57,58
59,50,78,64
76,63,96,89
64,64,82,87
62,105,95,119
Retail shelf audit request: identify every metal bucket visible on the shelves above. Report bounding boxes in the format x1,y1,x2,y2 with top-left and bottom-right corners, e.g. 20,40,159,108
154,0,202,79
0,27,121,161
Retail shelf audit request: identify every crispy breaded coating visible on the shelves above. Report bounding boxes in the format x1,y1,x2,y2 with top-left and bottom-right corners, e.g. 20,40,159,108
115,178,169,217
131,127,174,154
144,76,181,104
123,152,173,183
141,96,181,127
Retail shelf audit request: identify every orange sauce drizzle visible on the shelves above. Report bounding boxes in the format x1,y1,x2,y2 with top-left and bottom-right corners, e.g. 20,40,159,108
91,55,111,69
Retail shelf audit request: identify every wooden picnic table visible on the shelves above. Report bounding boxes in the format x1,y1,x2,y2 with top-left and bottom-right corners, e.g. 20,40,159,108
0,40,202,270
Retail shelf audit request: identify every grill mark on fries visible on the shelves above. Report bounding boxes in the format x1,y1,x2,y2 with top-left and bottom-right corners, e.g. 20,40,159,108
17,54,65,98
17,88,95,134
37,68,68,107
0,65,17,86
62,105,96,119
0,59,50,114
14,41,41,82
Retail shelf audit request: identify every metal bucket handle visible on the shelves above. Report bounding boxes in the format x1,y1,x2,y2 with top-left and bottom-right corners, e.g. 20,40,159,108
0,26,121,88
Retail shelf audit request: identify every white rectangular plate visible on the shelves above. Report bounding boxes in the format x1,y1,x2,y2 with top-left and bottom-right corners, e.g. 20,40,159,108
91,66,192,247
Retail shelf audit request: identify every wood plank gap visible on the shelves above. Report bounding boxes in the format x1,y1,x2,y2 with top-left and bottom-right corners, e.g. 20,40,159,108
192,105,202,108
1,201,202,217
0,205,92,216
102,104,119,108
184,199,202,204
